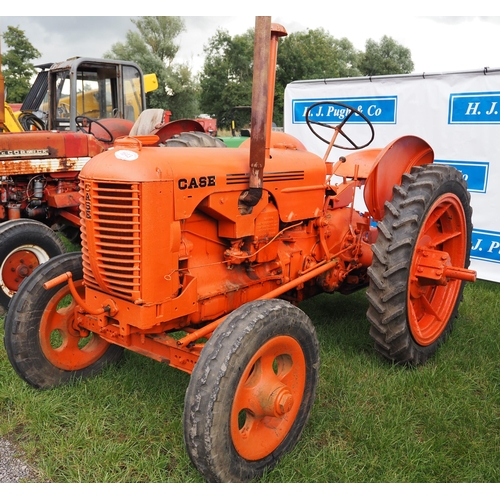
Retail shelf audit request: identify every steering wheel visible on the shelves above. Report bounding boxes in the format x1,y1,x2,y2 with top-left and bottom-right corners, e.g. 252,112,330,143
305,101,374,150
75,115,114,143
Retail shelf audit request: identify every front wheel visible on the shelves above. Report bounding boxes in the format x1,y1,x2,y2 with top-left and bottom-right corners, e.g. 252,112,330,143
366,164,473,365
4,252,124,389
183,299,320,482
0,219,66,315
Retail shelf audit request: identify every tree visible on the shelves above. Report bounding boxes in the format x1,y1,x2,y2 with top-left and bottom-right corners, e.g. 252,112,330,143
199,27,363,128
358,35,414,76
198,27,414,129
199,28,255,129
104,16,200,119
1,26,41,103
277,28,361,83
275,29,361,124
166,63,200,120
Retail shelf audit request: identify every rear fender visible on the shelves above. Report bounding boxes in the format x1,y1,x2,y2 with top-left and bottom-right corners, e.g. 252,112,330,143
154,119,205,142
363,135,434,221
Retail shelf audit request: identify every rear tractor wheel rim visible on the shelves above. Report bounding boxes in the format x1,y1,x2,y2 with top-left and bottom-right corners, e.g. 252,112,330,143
230,335,306,461
0,245,50,297
408,193,467,346
39,280,110,370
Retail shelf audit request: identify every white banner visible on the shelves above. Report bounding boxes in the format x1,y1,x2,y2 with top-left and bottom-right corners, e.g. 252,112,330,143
284,69,500,282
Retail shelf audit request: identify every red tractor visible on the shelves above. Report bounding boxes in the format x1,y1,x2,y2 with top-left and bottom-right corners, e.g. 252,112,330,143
4,18,476,482
0,57,212,313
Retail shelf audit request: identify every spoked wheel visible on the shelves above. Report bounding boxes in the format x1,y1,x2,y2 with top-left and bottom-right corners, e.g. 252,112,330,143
4,252,123,389
183,299,320,483
0,219,67,315
366,164,474,365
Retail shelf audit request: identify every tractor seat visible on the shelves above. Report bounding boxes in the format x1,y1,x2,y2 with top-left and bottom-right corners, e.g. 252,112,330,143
130,109,166,136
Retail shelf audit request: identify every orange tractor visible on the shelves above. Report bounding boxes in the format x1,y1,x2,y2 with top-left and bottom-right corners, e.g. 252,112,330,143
4,18,476,482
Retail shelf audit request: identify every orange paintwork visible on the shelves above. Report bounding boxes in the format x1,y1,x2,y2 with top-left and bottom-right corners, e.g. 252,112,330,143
43,20,476,384
230,335,306,460
408,193,475,345
2,249,41,293
363,135,434,221
33,21,478,473
40,279,111,370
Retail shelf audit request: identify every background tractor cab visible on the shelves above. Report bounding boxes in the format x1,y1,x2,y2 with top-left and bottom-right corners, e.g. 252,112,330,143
0,57,159,313
17,57,158,139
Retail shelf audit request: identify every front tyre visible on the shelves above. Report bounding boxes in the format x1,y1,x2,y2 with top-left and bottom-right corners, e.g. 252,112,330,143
366,164,473,365
0,219,66,315
183,299,320,482
4,252,123,389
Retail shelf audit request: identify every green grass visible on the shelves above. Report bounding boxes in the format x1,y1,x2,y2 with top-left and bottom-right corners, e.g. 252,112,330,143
1,278,499,483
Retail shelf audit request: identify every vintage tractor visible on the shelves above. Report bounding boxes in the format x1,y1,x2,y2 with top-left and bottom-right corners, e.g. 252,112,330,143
0,56,212,313
0,56,158,314
4,18,476,482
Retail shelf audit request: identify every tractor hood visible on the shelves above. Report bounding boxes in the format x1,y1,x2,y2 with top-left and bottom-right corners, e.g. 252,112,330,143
80,135,327,224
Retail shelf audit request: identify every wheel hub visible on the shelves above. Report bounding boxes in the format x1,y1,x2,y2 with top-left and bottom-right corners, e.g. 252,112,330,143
412,247,476,293
273,387,294,416
2,250,39,292
256,383,295,418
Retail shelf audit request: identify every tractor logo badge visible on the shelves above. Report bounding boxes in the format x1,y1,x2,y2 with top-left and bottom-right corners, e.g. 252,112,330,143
178,176,216,190
0,149,49,158
85,183,92,219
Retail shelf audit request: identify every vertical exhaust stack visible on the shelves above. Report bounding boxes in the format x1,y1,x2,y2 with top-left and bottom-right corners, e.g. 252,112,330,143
241,17,287,208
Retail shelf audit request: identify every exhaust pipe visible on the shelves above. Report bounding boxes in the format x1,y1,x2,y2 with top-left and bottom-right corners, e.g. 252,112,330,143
241,17,287,208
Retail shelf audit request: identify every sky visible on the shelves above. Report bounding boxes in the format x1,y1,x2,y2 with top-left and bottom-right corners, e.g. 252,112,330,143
2,3,500,78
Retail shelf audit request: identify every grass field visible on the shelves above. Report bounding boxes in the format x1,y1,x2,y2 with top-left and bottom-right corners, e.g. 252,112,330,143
0,276,499,483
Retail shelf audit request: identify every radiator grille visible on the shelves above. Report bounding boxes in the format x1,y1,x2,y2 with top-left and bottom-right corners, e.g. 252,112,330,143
81,180,141,301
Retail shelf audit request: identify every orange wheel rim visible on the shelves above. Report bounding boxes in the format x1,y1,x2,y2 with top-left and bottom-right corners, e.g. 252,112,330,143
39,280,110,370
408,193,467,346
230,335,306,461
1,247,47,296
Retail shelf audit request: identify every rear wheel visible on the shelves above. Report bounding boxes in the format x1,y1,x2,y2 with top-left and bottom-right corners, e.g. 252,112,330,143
4,252,123,389
164,131,226,147
183,299,319,482
366,164,473,365
0,219,66,315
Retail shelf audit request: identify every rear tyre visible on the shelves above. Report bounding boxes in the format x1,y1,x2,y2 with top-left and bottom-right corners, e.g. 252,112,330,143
4,252,123,389
183,299,320,482
0,219,66,315
164,131,226,147
366,164,473,365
